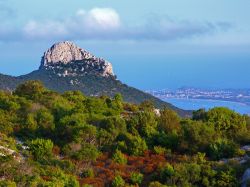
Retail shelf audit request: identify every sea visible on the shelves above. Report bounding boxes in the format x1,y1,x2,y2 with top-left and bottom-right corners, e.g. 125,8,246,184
163,98,250,115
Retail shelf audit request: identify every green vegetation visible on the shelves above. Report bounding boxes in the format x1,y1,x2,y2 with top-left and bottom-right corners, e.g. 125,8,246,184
29,138,54,160
112,149,127,164
0,81,250,186
0,69,188,116
112,175,125,187
130,172,144,185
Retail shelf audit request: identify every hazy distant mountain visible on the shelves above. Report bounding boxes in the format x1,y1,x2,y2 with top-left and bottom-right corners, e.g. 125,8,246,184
0,41,190,116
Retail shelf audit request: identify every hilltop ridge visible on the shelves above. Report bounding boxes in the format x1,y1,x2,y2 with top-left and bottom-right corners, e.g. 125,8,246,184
40,41,114,77
0,41,190,117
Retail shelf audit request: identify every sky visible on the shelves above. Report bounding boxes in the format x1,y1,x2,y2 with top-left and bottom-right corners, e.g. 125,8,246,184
0,0,250,90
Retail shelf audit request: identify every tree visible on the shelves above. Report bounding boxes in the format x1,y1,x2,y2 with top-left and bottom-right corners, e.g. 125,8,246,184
71,143,100,161
159,109,180,133
128,135,148,156
112,93,123,111
112,175,125,187
36,109,55,135
14,81,46,100
208,138,238,160
193,108,207,121
0,111,15,135
181,120,216,153
159,163,175,184
100,116,127,137
112,149,127,165
135,111,158,138
117,133,148,156
0,180,16,187
216,168,238,187
29,138,54,160
130,172,144,185
139,100,154,111
206,107,247,138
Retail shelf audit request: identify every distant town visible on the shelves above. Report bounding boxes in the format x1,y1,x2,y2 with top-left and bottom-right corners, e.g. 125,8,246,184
146,87,250,105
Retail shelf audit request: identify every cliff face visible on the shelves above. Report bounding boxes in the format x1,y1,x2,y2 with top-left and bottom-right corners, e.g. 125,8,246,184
40,41,114,77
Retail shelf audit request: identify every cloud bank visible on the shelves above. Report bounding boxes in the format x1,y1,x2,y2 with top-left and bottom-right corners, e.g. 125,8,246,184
0,7,231,42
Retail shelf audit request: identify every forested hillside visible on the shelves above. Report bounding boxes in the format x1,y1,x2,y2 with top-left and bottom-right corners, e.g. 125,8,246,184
1,81,250,186
0,41,190,117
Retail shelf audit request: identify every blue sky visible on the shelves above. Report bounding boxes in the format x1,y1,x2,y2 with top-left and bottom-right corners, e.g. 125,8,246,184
0,0,250,89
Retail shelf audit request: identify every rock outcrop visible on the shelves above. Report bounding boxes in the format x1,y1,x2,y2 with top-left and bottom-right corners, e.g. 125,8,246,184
40,41,114,77
0,41,191,117
242,169,250,187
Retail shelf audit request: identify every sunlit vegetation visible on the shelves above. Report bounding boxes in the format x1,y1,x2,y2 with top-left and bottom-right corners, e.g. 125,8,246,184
0,80,250,186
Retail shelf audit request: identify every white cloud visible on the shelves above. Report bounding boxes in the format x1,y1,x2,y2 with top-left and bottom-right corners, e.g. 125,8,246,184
23,20,68,39
85,8,121,30
1,7,232,42
22,8,121,40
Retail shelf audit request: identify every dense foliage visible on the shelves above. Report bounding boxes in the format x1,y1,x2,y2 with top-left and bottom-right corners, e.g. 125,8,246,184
0,81,250,186
0,69,187,116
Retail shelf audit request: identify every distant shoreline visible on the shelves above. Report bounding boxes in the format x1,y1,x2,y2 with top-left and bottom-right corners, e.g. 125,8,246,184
160,97,250,106
146,88,250,109
161,97,250,115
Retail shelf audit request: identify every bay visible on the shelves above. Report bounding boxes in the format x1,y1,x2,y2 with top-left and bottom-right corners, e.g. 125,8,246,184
163,98,250,115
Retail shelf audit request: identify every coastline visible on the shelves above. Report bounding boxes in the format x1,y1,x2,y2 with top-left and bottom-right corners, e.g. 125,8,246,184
160,97,249,106
161,97,250,115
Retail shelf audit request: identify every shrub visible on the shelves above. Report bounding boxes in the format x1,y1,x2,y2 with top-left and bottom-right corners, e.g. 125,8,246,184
112,149,127,165
36,109,55,132
29,138,53,160
206,107,247,138
153,146,166,155
159,109,180,133
112,175,125,187
156,131,179,151
81,168,95,178
208,139,238,160
0,180,16,187
159,163,175,182
130,172,144,185
14,80,46,100
129,136,148,156
82,185,93,187
72,143,100,161
215,169,238,187
149,181,167,187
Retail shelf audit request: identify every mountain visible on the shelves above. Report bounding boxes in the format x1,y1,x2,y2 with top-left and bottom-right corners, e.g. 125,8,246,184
0,41,190,116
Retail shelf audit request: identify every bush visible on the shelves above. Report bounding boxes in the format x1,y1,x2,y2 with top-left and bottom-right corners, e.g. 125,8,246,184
112,175,125,187
159,109,180,133
81,168,95,178
130,172,143,185
82,185,93,187
29,138,53,160
156,131,179,151
153,146,167,155
208,139,238,160
159,163,175,183
36,109,55,133
206,107,247,138
72,143,100,161
181,120,216,153
149,181,167,187
112,149,127,165
129,135,148,156
0,180,16,187
14,80,46,100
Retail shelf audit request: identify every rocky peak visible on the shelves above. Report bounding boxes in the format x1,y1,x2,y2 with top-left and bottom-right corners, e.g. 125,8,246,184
40,41,114,77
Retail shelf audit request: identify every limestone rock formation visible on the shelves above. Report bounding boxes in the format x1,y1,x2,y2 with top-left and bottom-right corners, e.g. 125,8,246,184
40,41,114,77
